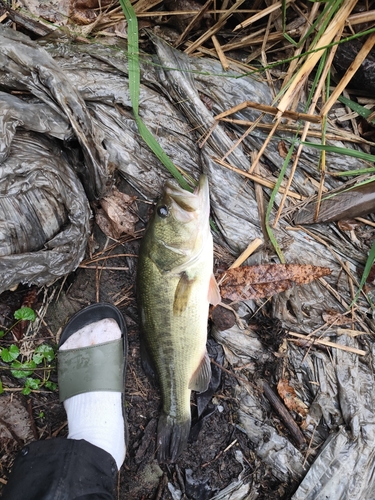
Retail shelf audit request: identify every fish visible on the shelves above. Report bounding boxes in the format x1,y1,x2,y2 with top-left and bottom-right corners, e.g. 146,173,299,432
136,174,221,462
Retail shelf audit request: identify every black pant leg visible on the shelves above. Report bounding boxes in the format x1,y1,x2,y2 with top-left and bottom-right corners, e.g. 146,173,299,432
1,438,117,500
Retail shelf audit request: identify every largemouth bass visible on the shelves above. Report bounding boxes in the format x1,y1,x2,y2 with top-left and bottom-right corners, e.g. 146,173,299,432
137,175,220,462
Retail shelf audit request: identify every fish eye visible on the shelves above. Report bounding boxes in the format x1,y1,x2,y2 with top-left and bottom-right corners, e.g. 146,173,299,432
157,205,169,218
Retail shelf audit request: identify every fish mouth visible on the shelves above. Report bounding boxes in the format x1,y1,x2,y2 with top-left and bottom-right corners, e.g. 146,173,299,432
164,175,209,224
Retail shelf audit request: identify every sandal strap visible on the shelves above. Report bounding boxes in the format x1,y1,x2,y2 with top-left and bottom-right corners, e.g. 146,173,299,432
58,338,124,402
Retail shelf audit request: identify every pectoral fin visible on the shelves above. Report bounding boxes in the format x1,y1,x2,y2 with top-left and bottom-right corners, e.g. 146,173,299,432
208,274,221,306
173,272,195,315
189,352,211,393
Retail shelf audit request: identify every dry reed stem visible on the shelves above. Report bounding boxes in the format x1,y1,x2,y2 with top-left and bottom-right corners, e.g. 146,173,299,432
183,40,259,72
218,117,371,144
174,0,213,47
133,0,163,14
233,0,293,31
218,113,265,163
213,157,303,199
288,331,367,356
185,0,247,55
215,101,321,123
223,28,302,52
211,35,229,70
248,117,281,173
321,32,375,117
277,0,358,115
134,9,257,17
273,27,344,227
347,10,375,25
355,217,375,228
79,265,129,271
229,238,263,268
282,2,320,95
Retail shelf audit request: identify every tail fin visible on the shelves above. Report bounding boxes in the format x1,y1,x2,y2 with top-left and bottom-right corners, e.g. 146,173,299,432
156,413,191,463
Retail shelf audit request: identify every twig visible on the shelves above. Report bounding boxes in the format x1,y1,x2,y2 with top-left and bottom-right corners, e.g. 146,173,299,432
52,421,67,437
261,379,305,447
288,331,367,356
248,118,280,173
221,114,265,162
26,399,39,441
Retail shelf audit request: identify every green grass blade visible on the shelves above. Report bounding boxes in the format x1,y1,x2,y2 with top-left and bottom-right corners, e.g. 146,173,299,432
350,239,375,307
338,95,375,123
331,167,375,176
119,0,192,191
301,142,375,163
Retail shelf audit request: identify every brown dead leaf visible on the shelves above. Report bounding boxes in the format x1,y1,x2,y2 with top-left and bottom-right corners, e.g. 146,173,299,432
277,141,289,159
322,309,353,326
277,379,308,418
219,264,331,301
70,0,114,25
95,187,138,239
337,219,362,231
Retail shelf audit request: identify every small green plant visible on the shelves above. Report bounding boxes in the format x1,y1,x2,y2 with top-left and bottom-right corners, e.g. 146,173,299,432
0,307,57,395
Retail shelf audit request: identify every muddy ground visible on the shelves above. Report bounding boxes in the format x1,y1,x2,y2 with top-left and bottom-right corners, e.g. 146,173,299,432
0,176,299,500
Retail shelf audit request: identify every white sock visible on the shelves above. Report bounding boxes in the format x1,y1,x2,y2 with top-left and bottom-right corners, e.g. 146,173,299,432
59,318,126,469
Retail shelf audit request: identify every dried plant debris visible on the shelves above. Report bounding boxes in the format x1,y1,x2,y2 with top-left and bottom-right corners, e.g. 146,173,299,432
219,264,331,302
277,379,308,420
95,187,138,240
